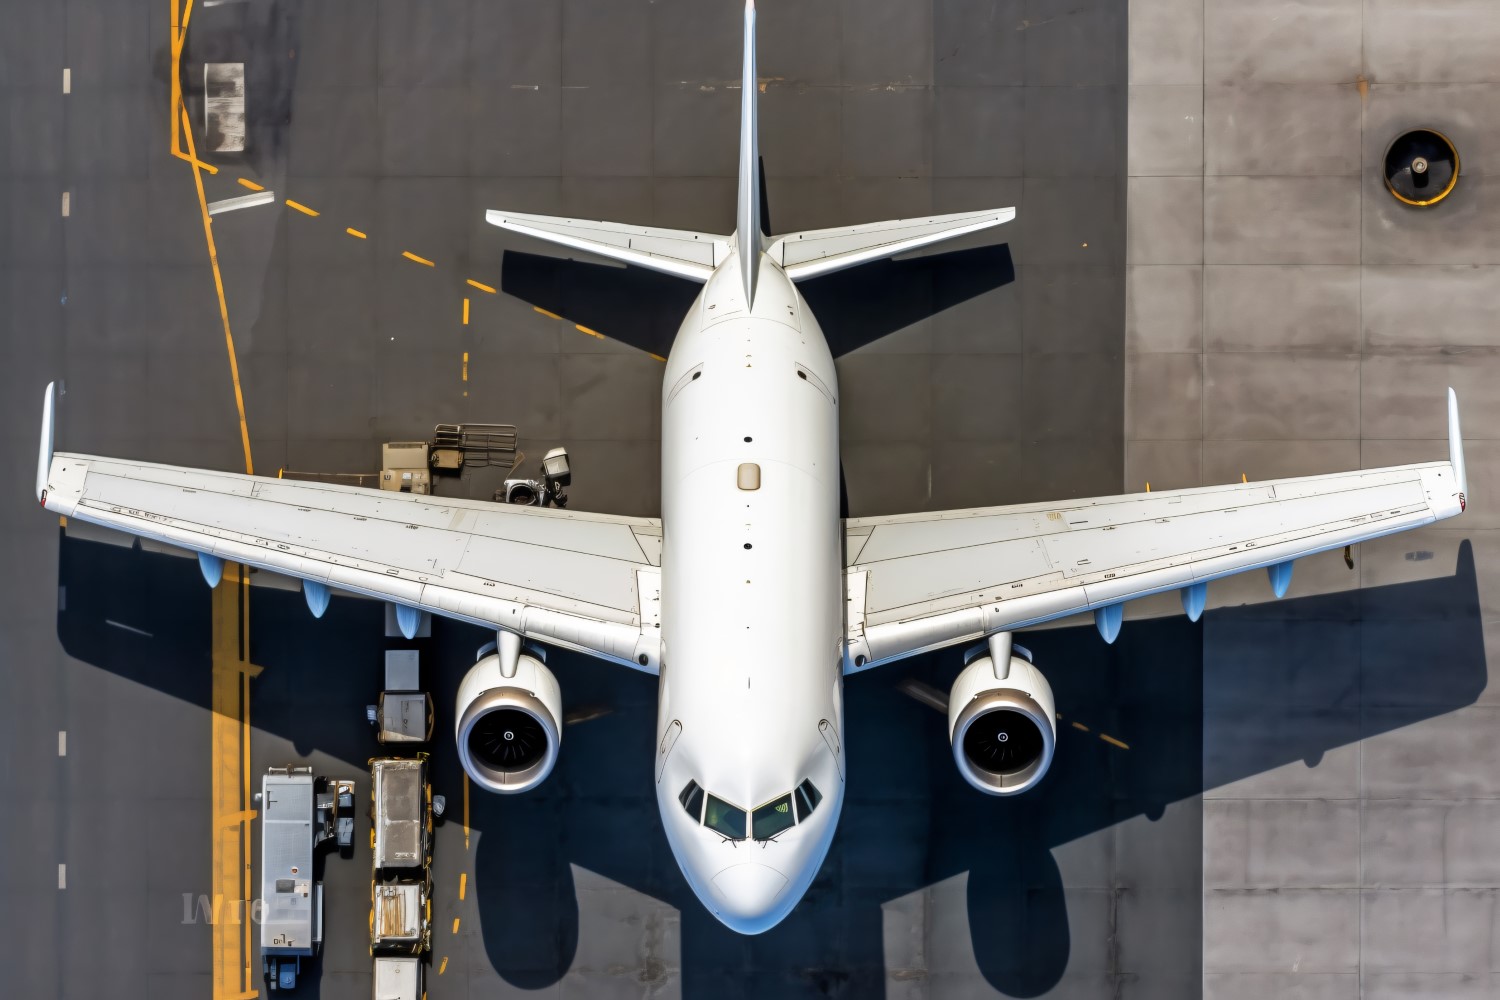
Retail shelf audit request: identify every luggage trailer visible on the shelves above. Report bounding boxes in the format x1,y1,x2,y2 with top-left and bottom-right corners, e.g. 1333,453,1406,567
369,757,434,998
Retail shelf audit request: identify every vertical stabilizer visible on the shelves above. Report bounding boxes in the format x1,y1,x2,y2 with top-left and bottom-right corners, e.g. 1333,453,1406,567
736,0,761,305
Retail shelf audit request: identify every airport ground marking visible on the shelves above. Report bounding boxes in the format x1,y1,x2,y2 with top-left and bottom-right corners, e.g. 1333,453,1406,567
459,873,467,900
466,278,496,294
462,298,470,325
452,917,461,934
211,563,260,999
438,956,448,975
62,67,70,94
1058,711,1129,752
58,864,65,890
236,178,264,192
180,105,255,476
172,149,220,174
173,6,260,993
532,306,562,320
285,199,319,217
463,776,470,849
575,323,604,339
462,352,469,381
402,250,436,267
169,0,197,156
345,227,367,239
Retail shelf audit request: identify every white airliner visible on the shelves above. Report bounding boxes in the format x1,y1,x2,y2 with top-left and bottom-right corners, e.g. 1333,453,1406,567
36,0,1468,935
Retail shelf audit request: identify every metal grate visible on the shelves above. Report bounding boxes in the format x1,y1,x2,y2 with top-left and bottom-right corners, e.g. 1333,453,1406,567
432,423,519,471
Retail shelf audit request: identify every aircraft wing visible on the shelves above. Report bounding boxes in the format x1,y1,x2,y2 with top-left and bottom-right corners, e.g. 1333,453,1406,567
766,207,1015,281
36,388,664,671
486,209,730,283
843,390,1469,673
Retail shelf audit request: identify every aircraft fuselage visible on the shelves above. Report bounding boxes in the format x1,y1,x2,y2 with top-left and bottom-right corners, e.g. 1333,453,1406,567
655,250,847,932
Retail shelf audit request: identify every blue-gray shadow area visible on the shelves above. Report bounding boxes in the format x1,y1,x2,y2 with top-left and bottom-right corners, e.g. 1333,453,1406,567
55,538,1486,997
497,242,1016,361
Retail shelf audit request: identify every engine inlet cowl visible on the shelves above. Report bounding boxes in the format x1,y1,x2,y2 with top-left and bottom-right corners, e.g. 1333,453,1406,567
948,655,1056,796
455,653,562,794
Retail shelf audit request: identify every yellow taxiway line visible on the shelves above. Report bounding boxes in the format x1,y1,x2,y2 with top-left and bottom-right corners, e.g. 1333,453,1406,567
179,105,254,476
172,2,261,996
211,564,260,999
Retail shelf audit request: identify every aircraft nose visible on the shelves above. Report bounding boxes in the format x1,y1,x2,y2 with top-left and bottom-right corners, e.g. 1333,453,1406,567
709,863,788,932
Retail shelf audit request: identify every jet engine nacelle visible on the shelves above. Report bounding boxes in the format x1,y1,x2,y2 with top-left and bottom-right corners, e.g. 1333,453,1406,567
455,651,562,794
948,652,1056,796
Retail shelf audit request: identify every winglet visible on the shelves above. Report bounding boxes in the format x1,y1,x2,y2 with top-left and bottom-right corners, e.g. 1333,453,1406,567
1449,386,1467,510
36,381,55,503
735,0,761,307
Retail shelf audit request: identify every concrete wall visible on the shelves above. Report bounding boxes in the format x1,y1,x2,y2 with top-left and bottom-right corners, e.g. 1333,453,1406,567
1127,1,1500,995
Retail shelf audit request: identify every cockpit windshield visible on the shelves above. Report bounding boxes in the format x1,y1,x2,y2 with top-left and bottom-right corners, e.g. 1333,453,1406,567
679,780,705,821
679,779,823,843
751,793,795,841
703,793,747,840
795,779,821,820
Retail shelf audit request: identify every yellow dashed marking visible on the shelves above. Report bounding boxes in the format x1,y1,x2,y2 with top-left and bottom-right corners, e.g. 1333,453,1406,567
461,352,468,382
462,298,469,326
1100,733,1130,750
402,251,435,267
459,873,467,901
1071,721,1090,733
285,199,319,217
345,227,367,240
236,178,264,192
575,323,604,339
439,957,448,975
467,278,497,294
648,352,667,363
532,306,562,320
451,917,460,934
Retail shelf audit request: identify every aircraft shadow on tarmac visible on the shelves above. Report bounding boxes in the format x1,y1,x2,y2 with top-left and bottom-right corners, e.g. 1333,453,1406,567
56,537,1486,997
498,241,1017,360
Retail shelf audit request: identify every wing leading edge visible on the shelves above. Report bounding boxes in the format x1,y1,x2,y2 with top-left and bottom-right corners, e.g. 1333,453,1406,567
37,386,664,671
844,390,1469,672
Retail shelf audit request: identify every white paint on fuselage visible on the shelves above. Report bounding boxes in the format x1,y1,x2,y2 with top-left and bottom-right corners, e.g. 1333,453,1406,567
655,250,847,933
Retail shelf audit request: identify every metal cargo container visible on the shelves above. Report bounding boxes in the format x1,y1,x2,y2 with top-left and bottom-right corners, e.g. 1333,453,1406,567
372,881,429,952
372,955,423,1000
370,758,429,872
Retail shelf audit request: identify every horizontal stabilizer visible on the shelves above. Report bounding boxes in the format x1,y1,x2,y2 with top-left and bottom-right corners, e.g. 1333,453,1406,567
486,210,729,283
767,207,1015,281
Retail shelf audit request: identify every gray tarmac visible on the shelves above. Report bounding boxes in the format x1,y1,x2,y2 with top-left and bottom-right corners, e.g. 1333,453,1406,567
1,0,1496,998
